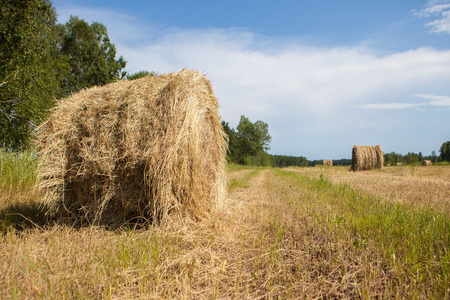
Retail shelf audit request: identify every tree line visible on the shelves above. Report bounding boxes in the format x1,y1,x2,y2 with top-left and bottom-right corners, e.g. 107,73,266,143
385,142,450,165
281,143,450,168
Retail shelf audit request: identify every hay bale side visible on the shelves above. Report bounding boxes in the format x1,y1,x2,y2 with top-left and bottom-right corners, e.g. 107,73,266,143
350,145,384,172
35,69,227,225
323,159,333,166
423,160,432,166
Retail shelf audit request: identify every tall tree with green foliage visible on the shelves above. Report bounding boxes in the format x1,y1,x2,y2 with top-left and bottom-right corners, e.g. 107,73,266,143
384,152,404,165
236,116,271,156
440,141,450,162
225,115,272,166
0,0,64,149
431,150,438,163
56,16,126,96
221,121,238,163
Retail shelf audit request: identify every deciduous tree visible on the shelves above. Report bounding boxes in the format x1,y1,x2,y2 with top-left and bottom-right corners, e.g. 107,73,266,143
127,70,156,80
57,16,126,96
0,0,63,149
440,141,450,162
224,115,272,166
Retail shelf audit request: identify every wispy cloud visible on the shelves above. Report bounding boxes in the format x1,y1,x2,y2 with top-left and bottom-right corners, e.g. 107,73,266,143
415,0,450,34
357,103,420,110
357,94,450,110
415,93,450,107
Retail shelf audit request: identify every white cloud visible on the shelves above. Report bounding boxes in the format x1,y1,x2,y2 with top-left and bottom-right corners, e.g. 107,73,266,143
359,94,450,110
117,29,450,119
415,94,450,106
415,0,450,34
357,103,420,110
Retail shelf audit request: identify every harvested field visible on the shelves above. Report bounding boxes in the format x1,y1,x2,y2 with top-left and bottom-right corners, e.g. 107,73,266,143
1,165,450,298
286,165,450,214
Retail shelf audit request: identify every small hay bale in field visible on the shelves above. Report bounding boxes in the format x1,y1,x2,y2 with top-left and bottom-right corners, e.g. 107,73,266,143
35,69,227,226
396,162,403,166
423,160,432,166
350,145,384,172
323,159,333,166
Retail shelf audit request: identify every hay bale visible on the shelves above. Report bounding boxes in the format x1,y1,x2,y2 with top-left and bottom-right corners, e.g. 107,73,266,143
423,160,432,166
396,162,403,166
350,145,384,172
323,159,333,166
35,69,227,225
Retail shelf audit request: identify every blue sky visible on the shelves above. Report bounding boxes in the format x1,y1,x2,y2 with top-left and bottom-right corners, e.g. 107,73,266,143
52,0,450,160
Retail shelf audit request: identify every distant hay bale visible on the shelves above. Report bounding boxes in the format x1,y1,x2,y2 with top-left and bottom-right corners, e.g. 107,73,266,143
423,160,432,166
396,162,403,166
35,69,227,225
350,145,384,172
323,159,333,166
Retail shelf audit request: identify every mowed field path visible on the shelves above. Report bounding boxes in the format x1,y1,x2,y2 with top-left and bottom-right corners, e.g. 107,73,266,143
219,169,396,298
1,167,449,299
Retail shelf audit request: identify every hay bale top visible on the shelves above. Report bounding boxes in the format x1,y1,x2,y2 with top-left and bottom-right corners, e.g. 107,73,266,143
35,69,227,226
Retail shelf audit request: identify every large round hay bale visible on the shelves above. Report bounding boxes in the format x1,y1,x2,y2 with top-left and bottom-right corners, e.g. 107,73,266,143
350,145,384,172
323,159,333,166
35,70,227,225
423,160,432,166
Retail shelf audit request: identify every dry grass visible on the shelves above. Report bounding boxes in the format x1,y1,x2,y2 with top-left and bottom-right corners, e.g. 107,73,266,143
287,165,450,214
0,170,285,299
276,168,450,298
34,69,227,226
226,165,266,192
1,166,449,298
0,170,367,299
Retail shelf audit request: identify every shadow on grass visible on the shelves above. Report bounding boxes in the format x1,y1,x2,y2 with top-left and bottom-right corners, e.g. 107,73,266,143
0,201,157,233
0,200,55,233
1,190,163,232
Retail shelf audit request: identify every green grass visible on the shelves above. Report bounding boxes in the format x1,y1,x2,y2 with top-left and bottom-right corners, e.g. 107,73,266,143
226,164,271,192
227,169,261,192
0,149,45,232
275,169,450,297
226,163,258,171
0,149,37,190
